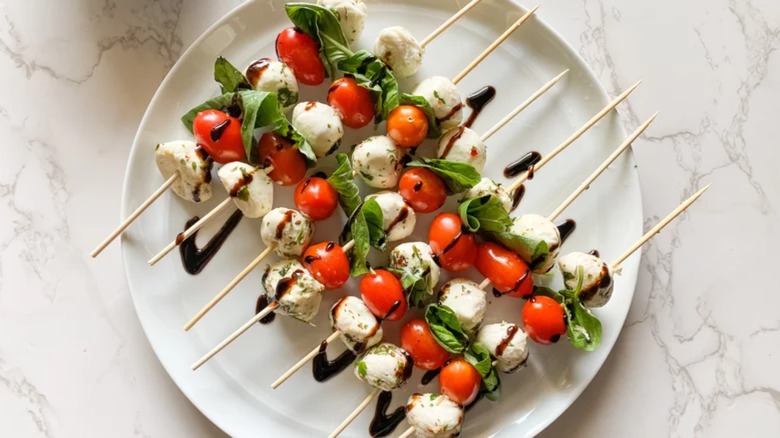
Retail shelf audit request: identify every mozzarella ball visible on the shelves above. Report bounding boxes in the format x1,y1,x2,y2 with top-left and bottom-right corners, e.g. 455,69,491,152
463,178,513,212
509,214,561,273
260,208,314,258
437,279,486,335
389,242,440,293
263,259,324,323
406,393,464,438
330,296,383,352
245,58,299,109
291,102,344,158
412,76,463,131
218,162,274,218
437,127,487,173
154,141,213,203
352,136,402,188
373,26,423,78
354,343,412,391
476,322,529,373
558,252,614,308
366,191,416,242
318,0,367,44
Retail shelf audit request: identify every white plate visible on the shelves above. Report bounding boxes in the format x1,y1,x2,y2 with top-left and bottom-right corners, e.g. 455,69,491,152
121,0,642,436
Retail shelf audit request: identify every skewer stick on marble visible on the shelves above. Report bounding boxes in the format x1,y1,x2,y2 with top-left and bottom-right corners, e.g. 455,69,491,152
329,388,382,438
419,0,484,48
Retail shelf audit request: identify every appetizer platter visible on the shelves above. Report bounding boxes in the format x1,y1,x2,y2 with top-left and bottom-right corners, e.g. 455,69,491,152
99,0,708,436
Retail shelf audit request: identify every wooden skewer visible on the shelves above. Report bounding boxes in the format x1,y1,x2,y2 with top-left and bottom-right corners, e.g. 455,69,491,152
329,388,382,438
452,4,540,85
183,244,277,331
90,174,179,258
610,185,710,270
271,331,341,389
506,80,642,194
398,427,414,438
480,69,569,142
547,112,659,222
148,197,234,266
419,0,483,48
479,278,491,290
192,302,278,370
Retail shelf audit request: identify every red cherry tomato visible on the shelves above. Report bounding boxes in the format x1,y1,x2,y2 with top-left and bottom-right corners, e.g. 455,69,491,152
399,168,447,213
522,295,567,345
428,213,477,272
294,177,339,221
275,27,325,86
327,77,375,129
387,105,428,148
439,357,482,406
474,242,533,298
258,132,307,186
192,109,245,164
302,242,350,289
359,269,407,321
400,319,450,370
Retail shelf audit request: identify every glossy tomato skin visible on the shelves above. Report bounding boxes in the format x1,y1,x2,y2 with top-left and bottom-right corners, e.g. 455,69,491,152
474,242,533,298
193,109,245,164
428,213,477,272
258,132,307,186
327,77,375,129
302,242,350,289
294,177,339,221
359,269,407,321
522,295,567,345
387,105,428,147
399,168,447,213
439,357,482,406
400,319,450,370
275,28,325,86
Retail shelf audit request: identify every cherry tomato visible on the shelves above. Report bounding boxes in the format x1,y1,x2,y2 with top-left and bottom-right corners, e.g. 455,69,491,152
399,168,447,213
327,77,375,129
294,177,339,221
522,295,567,345
474,242,533,298
258,132,307,186
387,105,428,147
192,109,245,164
400,319,450,370
302,242,350,289
275,27,325,86
428,213,477,272
439,357,482,406
359,269,407,321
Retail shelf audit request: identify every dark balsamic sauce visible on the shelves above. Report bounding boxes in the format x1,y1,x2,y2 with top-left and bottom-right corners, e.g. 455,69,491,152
275,209,294,239
312,341,358,382
556,219,577,244
492,288,503,298
275,270,303,300
210,119,231,142
369,391,406,437
245,58,272,86
464,86,497,128
421,368,441,385
437,102,464,125
496,324,519,356
588,249,600,258
441,232,463,255
386,207,410,235
511,184,525,211
504,151,542,178
179,209,244,274
440,126,465,159
413,181,423,192
229,172,253,198
255,295,276,324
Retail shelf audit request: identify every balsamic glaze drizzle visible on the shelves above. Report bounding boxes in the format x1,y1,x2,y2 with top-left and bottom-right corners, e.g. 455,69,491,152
504,151,542,178
464,86,497,128
312,341,358,382
179,209,243,274
369,391,406,437
556,219,577,244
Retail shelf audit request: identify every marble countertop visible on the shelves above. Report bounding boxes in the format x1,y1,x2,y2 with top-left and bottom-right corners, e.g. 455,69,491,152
1,0,777,436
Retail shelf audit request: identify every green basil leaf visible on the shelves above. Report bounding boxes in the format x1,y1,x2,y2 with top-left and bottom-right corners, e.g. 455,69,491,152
489,230,550,265
399,93,442,138
327,153,362,217
458,195,513,233
407,157,481,195
464,342,501,399
362,198,387,251
214,56,251,93
424,304,469,353
338,50,399,122
560,266,603,351
285,3,352,78
340,202,371,277
270,116,318,167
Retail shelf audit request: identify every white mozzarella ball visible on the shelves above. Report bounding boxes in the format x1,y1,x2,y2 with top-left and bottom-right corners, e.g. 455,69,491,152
155,141,213,203
437,279,486,335
260,208,314,258
463,178,513,212
330,296,383,352
437,127,487,173
373,26,423,78
354,343,412,391
263,260,324,323
558,252,614,308
245,58,299,109
352,136,402,188
218,163,274,218
476,322,529,373
389,242,440,293
509,214,561,273
318,0,367,44
367,191,416,242
406,393,464,438
412,76,463,131
291,102,344,158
